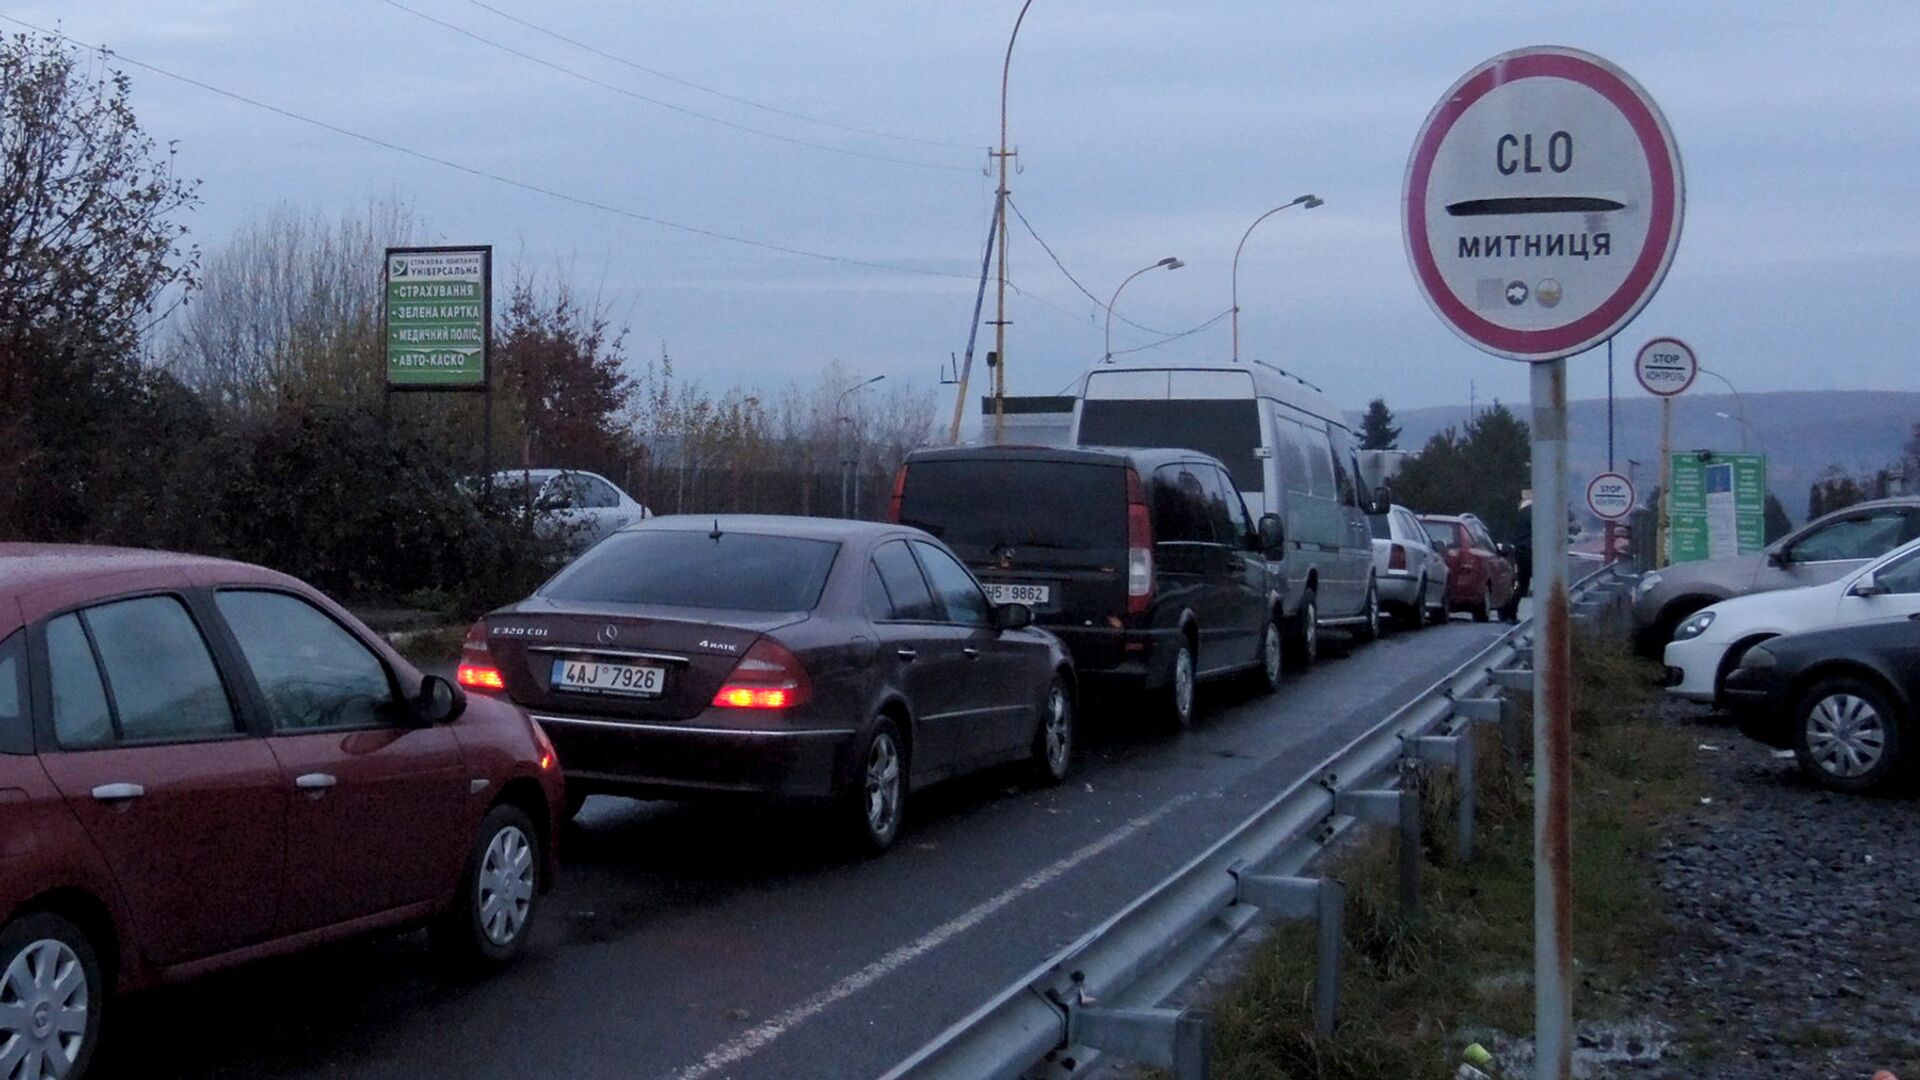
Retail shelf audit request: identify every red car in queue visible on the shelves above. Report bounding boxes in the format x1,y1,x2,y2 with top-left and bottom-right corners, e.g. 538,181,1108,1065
458,515,1078,855
0,545,564,1080
1419,513,1521,622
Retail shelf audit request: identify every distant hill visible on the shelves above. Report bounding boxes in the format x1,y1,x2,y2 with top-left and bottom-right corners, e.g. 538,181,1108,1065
1363,391,1920,525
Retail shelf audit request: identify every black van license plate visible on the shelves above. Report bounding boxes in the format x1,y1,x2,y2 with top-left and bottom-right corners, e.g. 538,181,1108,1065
983,582,1051,606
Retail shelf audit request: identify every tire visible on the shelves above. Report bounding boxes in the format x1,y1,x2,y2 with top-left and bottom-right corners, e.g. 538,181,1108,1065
1472,583,1493,623
563,789,589,822
0,912,103,1080
1355,581,1382,642
1251,617,1284,694
847,718,907,854
1027,676,1074,785
433,804,542,967
1285,591,1319,670
1158,638,1198,731
1794,677,1906,793
1410,577,1429,631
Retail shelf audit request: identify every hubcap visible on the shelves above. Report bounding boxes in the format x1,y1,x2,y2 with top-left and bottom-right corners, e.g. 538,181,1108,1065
866,731,902,836
477,825,535,947
1368,588,1379,635
1806,693,1888,778
1264,624,1282,683
1174,648,1195,719
1304,602,1318,660
1044,686,1071,772
1,938,88,1079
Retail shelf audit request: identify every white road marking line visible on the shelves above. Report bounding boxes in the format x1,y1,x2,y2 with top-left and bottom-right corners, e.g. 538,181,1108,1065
668,795,1195,1080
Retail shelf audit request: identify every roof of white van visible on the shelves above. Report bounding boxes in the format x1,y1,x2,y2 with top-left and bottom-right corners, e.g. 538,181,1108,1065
1073,357,1342,418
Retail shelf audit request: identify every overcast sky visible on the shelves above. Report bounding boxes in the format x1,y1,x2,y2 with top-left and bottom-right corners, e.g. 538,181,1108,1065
26,2,1920,426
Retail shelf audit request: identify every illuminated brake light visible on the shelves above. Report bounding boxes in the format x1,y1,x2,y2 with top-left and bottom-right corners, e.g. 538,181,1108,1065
712,638,812,710
1125,467,1154,614
458,620,506,691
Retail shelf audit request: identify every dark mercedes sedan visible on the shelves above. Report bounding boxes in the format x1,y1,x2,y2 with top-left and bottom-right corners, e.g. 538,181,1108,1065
1725,618,1920,792
459,516,1077,853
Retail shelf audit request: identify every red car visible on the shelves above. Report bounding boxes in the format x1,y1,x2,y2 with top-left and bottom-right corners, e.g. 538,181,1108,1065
1419,514,1520,622
0,545,564,1079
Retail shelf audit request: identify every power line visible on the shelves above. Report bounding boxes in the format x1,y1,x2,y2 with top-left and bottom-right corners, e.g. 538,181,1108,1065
461,0,980,151
1,15,978,281
1109,308,1233,356
1004,196,1180,337
374,0,974,173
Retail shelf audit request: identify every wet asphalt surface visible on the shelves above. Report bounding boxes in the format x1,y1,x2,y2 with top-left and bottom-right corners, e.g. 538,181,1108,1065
93,616,1516,1080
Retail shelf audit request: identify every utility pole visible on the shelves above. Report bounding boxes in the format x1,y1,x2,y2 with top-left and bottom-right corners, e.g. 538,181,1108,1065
989,0,1034,446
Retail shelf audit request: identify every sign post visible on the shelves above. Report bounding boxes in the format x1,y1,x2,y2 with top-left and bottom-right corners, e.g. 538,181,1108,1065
1585,471,1636,522
384,246,494,488
1634,337,1697,567
1404,46,1683,1080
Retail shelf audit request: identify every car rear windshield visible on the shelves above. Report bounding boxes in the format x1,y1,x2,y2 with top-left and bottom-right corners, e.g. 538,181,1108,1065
898,459,1126,556
1078,399,1262,491
540,530,840,611
1368,513,1393,540
1423,521,1458,549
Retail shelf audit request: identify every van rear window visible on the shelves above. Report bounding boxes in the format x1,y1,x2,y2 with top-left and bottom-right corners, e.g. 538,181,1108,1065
899,459,1125,557
1078,399,1262,490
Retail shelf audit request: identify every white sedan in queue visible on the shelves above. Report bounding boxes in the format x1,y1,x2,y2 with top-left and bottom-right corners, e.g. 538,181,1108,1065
1664,536,1920,703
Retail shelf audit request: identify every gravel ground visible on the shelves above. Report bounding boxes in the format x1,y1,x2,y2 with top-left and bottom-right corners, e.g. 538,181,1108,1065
1633,698,1920,1079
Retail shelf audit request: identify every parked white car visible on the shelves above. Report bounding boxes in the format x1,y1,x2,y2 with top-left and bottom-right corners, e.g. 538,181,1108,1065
483,468,651,550
1664,536,1920,703
1368,504,1450,627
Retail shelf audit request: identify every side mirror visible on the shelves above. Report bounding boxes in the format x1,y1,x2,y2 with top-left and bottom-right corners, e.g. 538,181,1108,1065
994,602,1034,631
1766,549,1787,569
1496,542,1515,558
1849,572,1886,598
415,674,468,724
1258,513,1286,558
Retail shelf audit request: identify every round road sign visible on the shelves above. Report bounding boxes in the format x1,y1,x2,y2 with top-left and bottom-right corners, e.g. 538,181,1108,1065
1586,471,1636,521
1403,46,1685,362
1633,336,1696,396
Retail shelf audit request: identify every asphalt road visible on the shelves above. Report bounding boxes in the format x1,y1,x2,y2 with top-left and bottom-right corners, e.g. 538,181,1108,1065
95,614,1518,1080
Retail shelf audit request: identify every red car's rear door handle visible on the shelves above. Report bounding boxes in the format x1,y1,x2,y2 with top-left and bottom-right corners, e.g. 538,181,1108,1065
295,773,338,792
91,783,144,802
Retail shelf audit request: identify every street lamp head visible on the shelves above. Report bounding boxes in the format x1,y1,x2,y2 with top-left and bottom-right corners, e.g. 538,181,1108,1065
1159,257,1184,270
1714,411,1732,420
865,374,887,387
1295,194,1324,209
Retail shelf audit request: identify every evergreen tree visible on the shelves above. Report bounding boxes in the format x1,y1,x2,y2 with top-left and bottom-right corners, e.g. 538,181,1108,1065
1358,397,1400,450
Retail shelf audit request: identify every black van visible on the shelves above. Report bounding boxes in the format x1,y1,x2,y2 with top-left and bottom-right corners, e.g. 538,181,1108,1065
888,445,1284,728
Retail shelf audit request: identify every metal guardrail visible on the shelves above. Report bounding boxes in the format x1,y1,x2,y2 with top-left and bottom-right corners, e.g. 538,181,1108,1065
882,561,1633,1080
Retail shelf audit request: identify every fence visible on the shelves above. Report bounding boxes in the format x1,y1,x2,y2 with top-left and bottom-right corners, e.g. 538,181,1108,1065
881,562,1636,1080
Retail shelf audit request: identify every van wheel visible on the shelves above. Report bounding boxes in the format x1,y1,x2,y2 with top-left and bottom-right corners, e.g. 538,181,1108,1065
0,913,103,1080
1158,640,1198,731
1355,582,1382,642
1285,592,1318,670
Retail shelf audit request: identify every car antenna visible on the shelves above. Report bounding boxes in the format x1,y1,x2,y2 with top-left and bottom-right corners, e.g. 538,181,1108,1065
709,518,724,540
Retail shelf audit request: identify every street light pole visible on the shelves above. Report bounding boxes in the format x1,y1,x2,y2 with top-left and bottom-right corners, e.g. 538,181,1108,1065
1104,257,1184,364
837,374,885,518
1230,194,1322,363
989,0,1036,446
1699,367,1753,452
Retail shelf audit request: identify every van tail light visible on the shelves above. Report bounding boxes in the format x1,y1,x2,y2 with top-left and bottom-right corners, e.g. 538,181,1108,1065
1389,544,1407,572
712,638,812,710
457,620,506,691
1125,466,1154,615
885,465,908,523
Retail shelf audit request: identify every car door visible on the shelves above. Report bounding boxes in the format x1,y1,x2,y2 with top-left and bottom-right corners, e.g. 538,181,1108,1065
31,593,287,967
869,539,974,779
1755,507,1920,595
1329,432,1372,614
1202,463,1268,668
1468,521,1516,603
911,539,1034,760
572,473,635,544
1151,464,1224,653
210,588,469,931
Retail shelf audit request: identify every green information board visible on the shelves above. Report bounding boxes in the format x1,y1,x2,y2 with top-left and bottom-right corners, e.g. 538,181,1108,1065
385,246,489,389
1668,450,1765,563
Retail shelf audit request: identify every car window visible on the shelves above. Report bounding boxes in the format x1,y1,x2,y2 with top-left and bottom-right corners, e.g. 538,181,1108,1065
1199,466,1243,546
216,591,395,732
1787,510,1910,563
1213,466,1255,546
1301,426,1336,499
1424,521,1458,550
863,562,895,620
1368,513,1393,540
1272,413,1312,495
51,597,238,747
912,541,993,627
1469,524,1497,550
1077,397,1263,491
1871,549,1920,595
872,540,941,621
542,530,840,612
896,459,1126,557
0,631,26,755
537,475,580,509
572,474,620,509
1328,429,1358,508
1152,466,1214,544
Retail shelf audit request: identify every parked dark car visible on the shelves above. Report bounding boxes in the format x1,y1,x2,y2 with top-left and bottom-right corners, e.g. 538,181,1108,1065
890,445,1285,731
461,516,1076,853
1724,618,1920,792
0,545,564,1080
1420,514,1520,622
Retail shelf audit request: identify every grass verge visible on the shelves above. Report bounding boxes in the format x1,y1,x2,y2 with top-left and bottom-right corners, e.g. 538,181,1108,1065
1196,628,1693,1078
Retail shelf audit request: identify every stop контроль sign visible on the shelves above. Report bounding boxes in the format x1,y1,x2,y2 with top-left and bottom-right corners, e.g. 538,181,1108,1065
1634,336,1697,396
1403,46,1685,362
1586,471,1636,521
